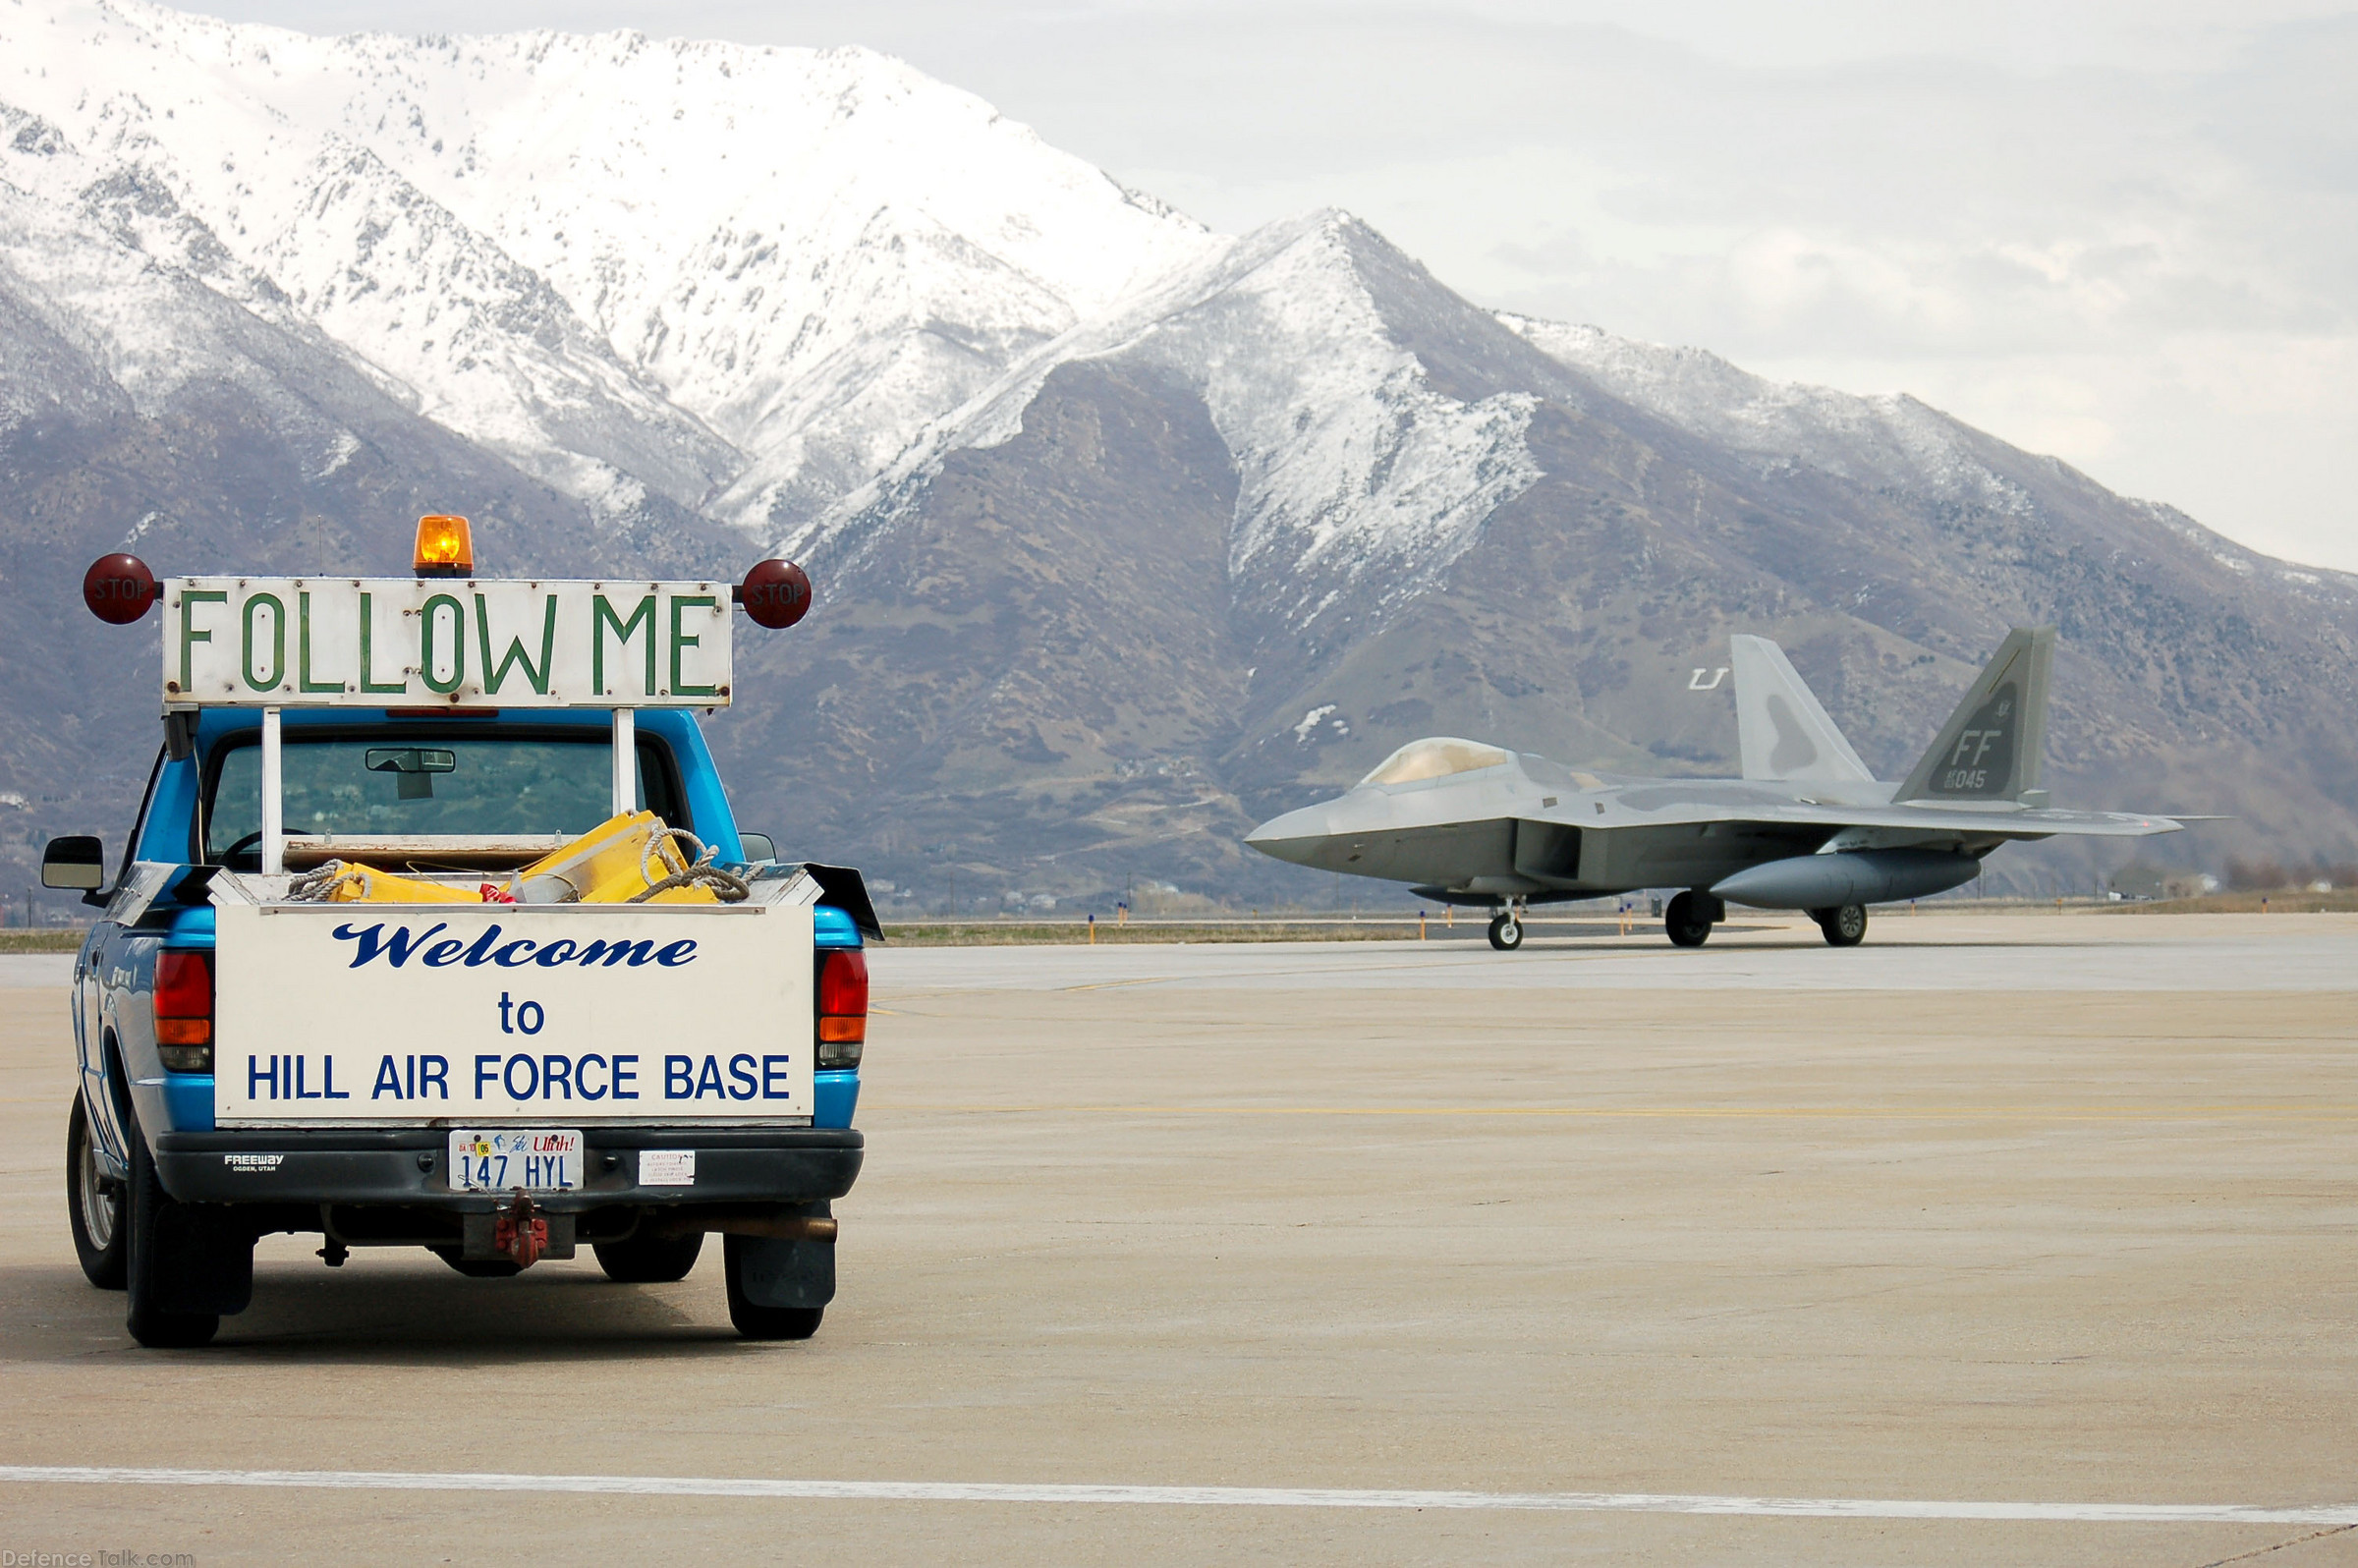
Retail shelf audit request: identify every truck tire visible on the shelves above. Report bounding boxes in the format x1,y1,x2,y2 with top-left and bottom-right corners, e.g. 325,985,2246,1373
595,1231,704,1284
724,1233,825,1340
430,1248,522,1278
727,1293,823,1341
67,1096,127,1290
125,1109,247,1348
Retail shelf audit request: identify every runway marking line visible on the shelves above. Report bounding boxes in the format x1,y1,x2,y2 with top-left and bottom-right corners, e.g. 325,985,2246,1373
887,1103,2358,1123
0,1466,2351,1525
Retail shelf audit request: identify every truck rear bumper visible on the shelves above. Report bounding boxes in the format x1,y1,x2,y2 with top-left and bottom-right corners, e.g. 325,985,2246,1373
152,1125,863,1210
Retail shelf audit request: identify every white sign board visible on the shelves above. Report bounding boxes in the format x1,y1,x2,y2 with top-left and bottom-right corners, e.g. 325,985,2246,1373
162,578,734,709
212,903,813,1125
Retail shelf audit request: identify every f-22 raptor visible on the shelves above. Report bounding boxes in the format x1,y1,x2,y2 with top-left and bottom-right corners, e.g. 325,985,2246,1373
1247,629,2189,950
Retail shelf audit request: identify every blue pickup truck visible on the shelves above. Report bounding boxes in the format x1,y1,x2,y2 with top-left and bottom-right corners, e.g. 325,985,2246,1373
52,534,870,1348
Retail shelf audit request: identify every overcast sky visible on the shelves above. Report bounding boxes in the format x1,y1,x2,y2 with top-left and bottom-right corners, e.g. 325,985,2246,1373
202,1,2358,572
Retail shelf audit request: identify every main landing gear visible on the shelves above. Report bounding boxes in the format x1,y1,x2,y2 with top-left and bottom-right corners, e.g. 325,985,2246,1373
1663,890,1722,948
1487,906,1525,951
1811,904,1868,947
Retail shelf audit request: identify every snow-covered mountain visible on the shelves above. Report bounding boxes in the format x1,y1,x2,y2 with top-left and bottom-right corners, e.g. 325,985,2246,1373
0,1,1573,644
1495,312,2322,588
0,0,1218,527
815,211,1547,639
4,0,2354,910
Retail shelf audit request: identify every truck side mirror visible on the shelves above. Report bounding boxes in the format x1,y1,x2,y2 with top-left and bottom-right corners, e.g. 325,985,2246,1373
42,836,105,891
739,832,776,863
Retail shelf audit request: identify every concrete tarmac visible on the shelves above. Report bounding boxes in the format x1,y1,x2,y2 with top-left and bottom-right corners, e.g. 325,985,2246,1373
3,913,2354,1564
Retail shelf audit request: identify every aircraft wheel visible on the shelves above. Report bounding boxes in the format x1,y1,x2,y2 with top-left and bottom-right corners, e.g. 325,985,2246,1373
1487,914,1524,951
1664,891,1713,948
1815,904,1868,947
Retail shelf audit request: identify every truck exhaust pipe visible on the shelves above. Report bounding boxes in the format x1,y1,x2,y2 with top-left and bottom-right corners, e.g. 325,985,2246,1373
647,1208,838,1244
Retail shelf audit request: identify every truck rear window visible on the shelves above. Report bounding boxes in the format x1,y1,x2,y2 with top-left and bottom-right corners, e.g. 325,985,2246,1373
200,732,683,866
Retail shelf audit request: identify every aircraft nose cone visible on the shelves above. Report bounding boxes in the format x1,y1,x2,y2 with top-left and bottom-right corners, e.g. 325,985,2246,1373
1246,804,1332,866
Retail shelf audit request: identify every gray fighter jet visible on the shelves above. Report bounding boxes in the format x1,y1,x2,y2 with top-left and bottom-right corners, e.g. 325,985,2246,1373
1247,628,2188,950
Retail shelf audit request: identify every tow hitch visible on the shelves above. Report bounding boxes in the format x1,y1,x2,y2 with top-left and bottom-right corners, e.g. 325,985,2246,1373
457,1191,576,1267
494,1190,547,1267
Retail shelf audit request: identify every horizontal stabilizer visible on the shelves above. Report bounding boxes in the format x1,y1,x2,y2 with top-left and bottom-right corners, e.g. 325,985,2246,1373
1729,636,1875,784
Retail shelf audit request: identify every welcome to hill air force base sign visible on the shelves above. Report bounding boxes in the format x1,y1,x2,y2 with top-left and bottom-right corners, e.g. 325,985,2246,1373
161,579,735,710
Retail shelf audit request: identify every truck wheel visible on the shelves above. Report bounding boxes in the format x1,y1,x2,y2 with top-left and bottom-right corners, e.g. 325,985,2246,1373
430,1248,522,1278
124,1114,220,1349
595,1231,704,1283
67,1096,127,1290
728,1295,823,1341
724,1236,824,1340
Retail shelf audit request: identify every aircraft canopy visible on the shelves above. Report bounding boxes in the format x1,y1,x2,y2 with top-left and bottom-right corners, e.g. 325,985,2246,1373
1361,737,1511,787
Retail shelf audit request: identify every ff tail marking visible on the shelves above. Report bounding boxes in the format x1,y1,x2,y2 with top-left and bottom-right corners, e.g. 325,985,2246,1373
1896,628,2054,804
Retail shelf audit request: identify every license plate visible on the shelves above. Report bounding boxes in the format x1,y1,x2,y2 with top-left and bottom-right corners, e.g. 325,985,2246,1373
447,1128,583,1193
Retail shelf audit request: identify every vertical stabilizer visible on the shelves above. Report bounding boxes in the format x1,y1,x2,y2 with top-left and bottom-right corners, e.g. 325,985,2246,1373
1895,628,2055,803
1729,636,1875,784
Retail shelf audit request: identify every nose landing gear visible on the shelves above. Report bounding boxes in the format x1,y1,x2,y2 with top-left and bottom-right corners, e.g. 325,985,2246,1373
1487,903,1526,951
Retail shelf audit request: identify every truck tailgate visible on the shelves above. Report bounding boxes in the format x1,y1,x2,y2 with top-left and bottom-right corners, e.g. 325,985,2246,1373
213,898,814,1127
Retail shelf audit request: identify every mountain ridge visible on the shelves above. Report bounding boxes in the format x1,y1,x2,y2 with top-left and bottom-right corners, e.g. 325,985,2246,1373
1,1,2349,916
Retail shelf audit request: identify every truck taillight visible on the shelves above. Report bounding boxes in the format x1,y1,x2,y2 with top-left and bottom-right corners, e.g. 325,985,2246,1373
154,950,213,1073
815,948,868,1070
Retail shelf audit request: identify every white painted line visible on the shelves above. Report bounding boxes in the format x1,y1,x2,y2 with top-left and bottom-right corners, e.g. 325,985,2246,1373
1,1466,2353,1525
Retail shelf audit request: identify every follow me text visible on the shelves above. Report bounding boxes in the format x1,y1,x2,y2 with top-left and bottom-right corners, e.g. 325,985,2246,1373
164,578,734,708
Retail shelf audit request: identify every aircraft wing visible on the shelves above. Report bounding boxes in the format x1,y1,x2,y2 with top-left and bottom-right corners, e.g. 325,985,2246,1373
1793,803,2180,838
1585,797,2184,839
